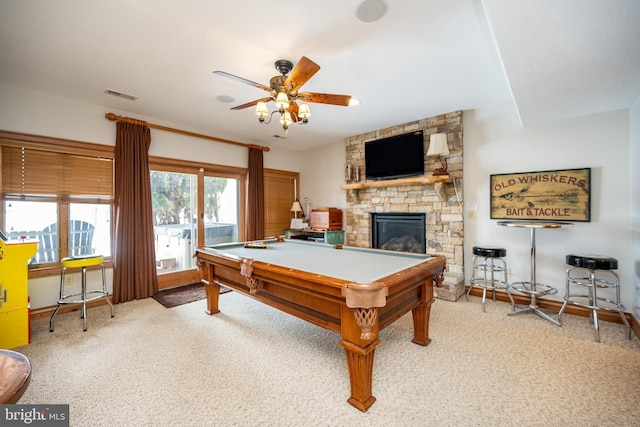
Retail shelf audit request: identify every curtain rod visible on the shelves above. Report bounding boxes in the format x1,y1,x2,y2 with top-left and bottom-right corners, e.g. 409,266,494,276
105,113,270,152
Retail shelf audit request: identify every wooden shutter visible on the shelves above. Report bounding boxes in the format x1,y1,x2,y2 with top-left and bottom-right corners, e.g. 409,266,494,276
263,169,299,238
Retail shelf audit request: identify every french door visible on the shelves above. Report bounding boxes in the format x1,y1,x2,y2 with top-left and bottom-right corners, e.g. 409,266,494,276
150,160,245,289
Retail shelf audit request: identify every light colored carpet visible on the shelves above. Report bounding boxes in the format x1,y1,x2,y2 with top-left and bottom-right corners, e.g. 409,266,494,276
16,292,640,426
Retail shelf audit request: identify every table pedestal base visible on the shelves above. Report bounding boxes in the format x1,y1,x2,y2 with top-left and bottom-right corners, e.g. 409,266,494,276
508,281,560,326
509,304,561,326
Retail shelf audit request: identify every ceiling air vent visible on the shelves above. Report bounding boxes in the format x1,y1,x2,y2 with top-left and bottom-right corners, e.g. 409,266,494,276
104,88,138,101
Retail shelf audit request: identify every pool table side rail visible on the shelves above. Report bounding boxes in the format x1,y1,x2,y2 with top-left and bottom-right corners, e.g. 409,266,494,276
378,257,444,330
196,249,346,333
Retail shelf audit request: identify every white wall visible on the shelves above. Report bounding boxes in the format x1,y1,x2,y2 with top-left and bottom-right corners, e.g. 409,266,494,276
630,97,640,320
463,102,633,308
299,142,347,214
0,83,301,308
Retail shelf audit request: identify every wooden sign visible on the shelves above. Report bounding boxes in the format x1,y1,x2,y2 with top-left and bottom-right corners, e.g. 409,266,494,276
490,168,591,222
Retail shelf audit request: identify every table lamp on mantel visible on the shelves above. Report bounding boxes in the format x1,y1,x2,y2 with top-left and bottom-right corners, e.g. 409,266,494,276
427,133,450,176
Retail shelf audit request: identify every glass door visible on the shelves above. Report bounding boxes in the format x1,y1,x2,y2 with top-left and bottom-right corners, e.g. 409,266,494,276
150,170,197,275
203,176,239,246
150,166,244,289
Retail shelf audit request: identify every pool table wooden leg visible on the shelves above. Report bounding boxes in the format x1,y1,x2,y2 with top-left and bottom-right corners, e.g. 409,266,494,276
411,298,434,346
411,280,435,346
339,338,380,412
202,279,221,315
199,261,221,315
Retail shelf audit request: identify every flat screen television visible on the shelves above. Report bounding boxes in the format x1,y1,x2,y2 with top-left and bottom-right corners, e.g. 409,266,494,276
364,130,424,180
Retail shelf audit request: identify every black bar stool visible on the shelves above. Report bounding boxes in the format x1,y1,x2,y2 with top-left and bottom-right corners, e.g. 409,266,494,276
466,246,511,312
49,255,114,332
558,254,631,342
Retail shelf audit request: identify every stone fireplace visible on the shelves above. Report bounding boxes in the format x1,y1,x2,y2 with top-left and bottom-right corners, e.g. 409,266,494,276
343,111,464,275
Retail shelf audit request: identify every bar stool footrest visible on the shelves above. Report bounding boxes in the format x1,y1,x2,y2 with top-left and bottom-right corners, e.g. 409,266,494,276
510,281,558,298
469,278,509,290
567,276,619,288
563,295,626,312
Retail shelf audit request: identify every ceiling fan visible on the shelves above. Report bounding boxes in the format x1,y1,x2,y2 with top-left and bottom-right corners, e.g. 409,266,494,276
213,56,352,134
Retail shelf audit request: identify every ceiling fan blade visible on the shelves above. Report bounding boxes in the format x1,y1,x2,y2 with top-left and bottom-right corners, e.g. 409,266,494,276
213,71,272,93
298,92,351,106
284,56,320,92
287,101,299,123
230,97,273,110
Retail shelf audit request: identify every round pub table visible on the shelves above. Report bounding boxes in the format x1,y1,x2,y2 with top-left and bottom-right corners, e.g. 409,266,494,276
498,220,574,326
0,349,32,404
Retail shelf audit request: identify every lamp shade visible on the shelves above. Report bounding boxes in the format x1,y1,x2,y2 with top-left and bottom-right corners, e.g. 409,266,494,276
426,133,449,157
290,200,303,212
275,92,290,110
255,101,269,118
298,103,311,119
280,111,293,127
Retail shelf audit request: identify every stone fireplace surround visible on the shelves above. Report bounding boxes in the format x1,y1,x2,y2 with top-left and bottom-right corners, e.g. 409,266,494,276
343,111,464,275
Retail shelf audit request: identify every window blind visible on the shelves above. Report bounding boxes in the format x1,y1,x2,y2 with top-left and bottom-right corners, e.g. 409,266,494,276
2,146,114,202
263,171,297,238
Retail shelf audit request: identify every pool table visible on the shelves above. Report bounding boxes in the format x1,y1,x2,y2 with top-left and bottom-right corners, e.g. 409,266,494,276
195,239,445,412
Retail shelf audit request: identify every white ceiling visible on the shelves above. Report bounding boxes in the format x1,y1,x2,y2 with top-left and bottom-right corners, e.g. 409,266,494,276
1,0,639,151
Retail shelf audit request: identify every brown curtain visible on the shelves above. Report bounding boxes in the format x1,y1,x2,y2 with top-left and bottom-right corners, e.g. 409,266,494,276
246,146,264,240
112,120,158,303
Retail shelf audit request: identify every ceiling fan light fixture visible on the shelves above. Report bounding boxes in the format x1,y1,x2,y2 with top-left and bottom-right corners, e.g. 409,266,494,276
298,103,311,120
280,111,293,128
275,92,290,110
255,101,269,119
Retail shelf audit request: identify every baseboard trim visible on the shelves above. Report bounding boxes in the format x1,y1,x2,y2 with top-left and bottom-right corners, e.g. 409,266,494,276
465,287,639,340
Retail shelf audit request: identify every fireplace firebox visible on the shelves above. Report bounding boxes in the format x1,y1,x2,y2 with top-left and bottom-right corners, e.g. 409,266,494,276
371,213,426,253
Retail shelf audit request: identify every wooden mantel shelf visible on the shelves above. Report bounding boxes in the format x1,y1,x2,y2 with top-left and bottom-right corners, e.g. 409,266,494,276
340,175,452,190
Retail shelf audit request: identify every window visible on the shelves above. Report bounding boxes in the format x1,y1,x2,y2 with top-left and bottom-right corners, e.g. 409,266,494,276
70,203,111,257
203,176,239,245
1,135,114,268
3,201,58,263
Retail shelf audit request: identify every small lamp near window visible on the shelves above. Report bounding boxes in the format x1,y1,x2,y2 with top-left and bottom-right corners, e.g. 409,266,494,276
290,200,304,230
290,200,303,219
427,133,450,176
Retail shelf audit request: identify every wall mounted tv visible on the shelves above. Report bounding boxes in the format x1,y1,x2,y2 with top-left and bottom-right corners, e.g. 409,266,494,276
364,130,425,180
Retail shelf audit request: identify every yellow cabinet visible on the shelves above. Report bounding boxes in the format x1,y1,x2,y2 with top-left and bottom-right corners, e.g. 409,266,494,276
0,240,37,349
